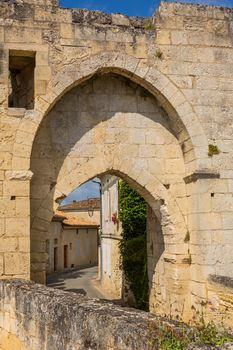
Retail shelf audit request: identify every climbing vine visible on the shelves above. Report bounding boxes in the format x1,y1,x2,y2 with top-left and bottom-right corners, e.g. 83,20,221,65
118,181,149,311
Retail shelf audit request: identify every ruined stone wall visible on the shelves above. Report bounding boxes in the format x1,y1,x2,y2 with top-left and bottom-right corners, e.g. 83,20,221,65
0,279,167,350
0,0,233,324
0,279,232,350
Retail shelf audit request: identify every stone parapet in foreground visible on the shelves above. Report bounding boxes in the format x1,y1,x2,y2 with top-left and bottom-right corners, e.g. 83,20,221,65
0,279,232,350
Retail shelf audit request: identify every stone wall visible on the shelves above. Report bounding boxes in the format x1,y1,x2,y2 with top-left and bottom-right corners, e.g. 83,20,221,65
0,279,183,350
30,72,189,317
0,279,233,350
0,0,233,325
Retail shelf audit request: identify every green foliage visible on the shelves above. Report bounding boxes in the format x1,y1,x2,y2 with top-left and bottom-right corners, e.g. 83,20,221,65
208,144,220,157
144,20,156,30
152,320,233,350
197,321,233,346
119,181,147,240
149,322,194,350
155,49,163,60
118,181,149,310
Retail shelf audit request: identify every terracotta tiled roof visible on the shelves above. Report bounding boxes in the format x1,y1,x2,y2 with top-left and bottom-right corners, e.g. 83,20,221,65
58,198,100,211
52,212,67,222
53,211,99,228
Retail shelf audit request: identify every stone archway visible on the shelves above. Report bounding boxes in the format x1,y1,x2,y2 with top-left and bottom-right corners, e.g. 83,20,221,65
29,70,195,320
13,52,209,173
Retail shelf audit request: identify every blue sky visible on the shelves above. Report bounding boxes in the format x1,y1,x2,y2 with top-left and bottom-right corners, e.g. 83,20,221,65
60,0,233,16
60,0,158,16
62,179,101,204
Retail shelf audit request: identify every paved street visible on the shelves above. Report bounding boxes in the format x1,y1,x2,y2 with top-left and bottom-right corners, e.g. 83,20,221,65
47,266,110,299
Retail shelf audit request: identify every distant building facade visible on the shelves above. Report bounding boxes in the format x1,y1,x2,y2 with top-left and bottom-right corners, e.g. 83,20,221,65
46,199,100,274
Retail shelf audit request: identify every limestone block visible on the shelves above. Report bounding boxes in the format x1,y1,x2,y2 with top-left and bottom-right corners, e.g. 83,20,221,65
31,252,47,264
0,238,18,252
190,264,214,283
148,158,165,175
4,253,30,275
4,27,42,44
191,281,207,299
190,231,212,245
15,198,30,218
19,115,41,134
0,153,12,170
36,51,49,66
18,238,30,253
171,31,188,45
5,218,29,237
139,145,159,158
187,193,212,214
36,207,53,222
5,171,33,181
156,30,171,45
129,129,145,145
35,66,51,81
31,240,46,253
14,131,35,146
165,159,185,174
12,144,31,159
75,26,105,41
212,194,233,212
106,30,134,43
31,217,50,232
221,213,233,230
0,199,14,220
35,80,48,95
0,219,5,237
3,181,29,197
145,129,165,145
0,254,3,275
12,157,30,171
112,14,130,26
188,213,222,231
60,23,74,39
170,75,193,89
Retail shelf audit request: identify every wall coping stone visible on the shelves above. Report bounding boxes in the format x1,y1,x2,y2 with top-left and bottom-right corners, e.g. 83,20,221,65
209,275,233,290
184,171,220,184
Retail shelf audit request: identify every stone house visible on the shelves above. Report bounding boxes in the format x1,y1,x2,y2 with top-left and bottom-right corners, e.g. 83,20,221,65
46,198,100,273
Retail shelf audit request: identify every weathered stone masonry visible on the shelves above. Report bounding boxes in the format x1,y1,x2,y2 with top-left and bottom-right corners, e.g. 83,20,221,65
0,0,233,328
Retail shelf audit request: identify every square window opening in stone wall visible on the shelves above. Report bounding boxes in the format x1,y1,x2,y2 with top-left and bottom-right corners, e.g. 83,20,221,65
8,50,35,109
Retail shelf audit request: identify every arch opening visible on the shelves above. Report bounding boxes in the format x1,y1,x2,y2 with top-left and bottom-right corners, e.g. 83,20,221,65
30,71,191,319
45,174,165,312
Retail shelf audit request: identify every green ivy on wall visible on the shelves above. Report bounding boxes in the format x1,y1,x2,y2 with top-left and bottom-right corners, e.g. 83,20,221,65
118,181,149,311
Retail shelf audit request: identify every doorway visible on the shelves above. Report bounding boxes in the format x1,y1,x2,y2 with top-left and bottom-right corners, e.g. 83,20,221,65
54,247,58,271
64,245,68,269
